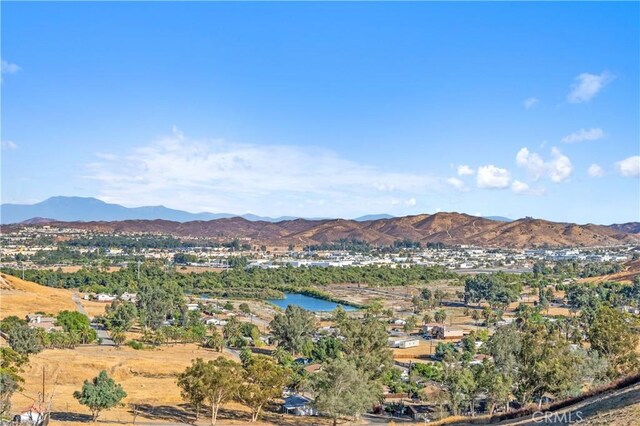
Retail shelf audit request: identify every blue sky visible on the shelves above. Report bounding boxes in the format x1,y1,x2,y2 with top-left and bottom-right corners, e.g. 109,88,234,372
1,2,639,224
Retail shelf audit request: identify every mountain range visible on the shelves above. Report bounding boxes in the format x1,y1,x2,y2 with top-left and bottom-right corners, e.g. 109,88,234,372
1,196,502,225
1,197,639,249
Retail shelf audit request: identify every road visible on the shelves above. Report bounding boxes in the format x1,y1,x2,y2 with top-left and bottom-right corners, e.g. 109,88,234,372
72,292,115,346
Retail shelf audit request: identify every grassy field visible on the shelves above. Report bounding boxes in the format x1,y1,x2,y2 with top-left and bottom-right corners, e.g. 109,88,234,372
12,344,327,426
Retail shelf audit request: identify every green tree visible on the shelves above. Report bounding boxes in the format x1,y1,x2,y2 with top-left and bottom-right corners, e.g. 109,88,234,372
201,358,242,425
105,301,137,331
136,281,184,331
311,358,380,426
444,367,476,416
57,310,91,332
339,317,393,380
365,298,384,318
237,356,290,422
587,305,640,377
73,370,127,422
434,310,447,324
269,305,315,354
239,303,251,315
240,348,253,368
204,329,225,352
177,358,208,421
8,324,43,355
403,315,418,333
333,305,347,323
311,336,343,363
0,347,27,417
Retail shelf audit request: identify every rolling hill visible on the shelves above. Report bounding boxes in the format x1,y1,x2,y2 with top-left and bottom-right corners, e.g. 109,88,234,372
3,213,639,249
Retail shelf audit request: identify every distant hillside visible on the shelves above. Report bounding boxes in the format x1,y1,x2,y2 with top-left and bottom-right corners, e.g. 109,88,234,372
4,213,640,249
1,196,303,224
353,214,395,222
483,215,513,222
608,222,640,234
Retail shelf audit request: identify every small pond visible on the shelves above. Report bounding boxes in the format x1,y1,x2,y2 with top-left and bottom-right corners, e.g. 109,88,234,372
268,293,357,312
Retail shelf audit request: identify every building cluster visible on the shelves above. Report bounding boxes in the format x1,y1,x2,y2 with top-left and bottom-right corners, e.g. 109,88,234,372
1,226,637,273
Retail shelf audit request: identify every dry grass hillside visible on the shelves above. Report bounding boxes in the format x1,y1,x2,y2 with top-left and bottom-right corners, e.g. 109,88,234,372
579,258,640,284
0,273,76,319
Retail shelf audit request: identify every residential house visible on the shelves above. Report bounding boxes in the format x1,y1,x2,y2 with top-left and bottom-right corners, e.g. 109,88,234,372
96,293,117,302
429,325,465,340
389,338,420,349
281,395,317,416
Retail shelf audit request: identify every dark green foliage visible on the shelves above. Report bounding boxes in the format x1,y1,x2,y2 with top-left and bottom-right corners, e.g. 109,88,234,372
73,370,127,421
1,264,456,298
269,305,315,355
7,324,43,355
464,273,521,308
311,336,343,363
104,301,137,331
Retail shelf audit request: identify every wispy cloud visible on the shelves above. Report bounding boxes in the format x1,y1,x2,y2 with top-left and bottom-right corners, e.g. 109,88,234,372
615,156,640,177
84,129,448,216
1,60,20,74
1,140,18,150
567,71,613,103
446,177,466,191
1,59,20,83
511,180,545,196
587,164,604,177
476,165,510,189
561,128,605,144
515,147,572,182
456,165,474,176
523,97,539,109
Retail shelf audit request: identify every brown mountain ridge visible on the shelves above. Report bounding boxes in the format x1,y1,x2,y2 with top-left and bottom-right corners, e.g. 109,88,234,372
3,213,639,249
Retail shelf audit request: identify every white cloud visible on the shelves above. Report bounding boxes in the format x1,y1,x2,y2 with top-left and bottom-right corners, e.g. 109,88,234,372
84,130,450,216
457,165,474,176
1,140,18,150
94,152,118,161
561,128,605,144
523,97,539,109
511,180,529,194
1,60,20,74
446,177,465,190
615,156,640,177
511,180,545,196
516,148,545,180
567,71,613,103
587,164,604,177
547,147,573,182
476,165,511,189
515,147,573,182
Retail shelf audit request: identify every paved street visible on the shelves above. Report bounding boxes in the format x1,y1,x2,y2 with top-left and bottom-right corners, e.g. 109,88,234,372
72,293,115,346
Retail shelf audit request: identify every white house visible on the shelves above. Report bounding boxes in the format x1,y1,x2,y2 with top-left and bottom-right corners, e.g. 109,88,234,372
203,317,227,326
120,292,137,302
397,338,420,349
96,293,117,302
